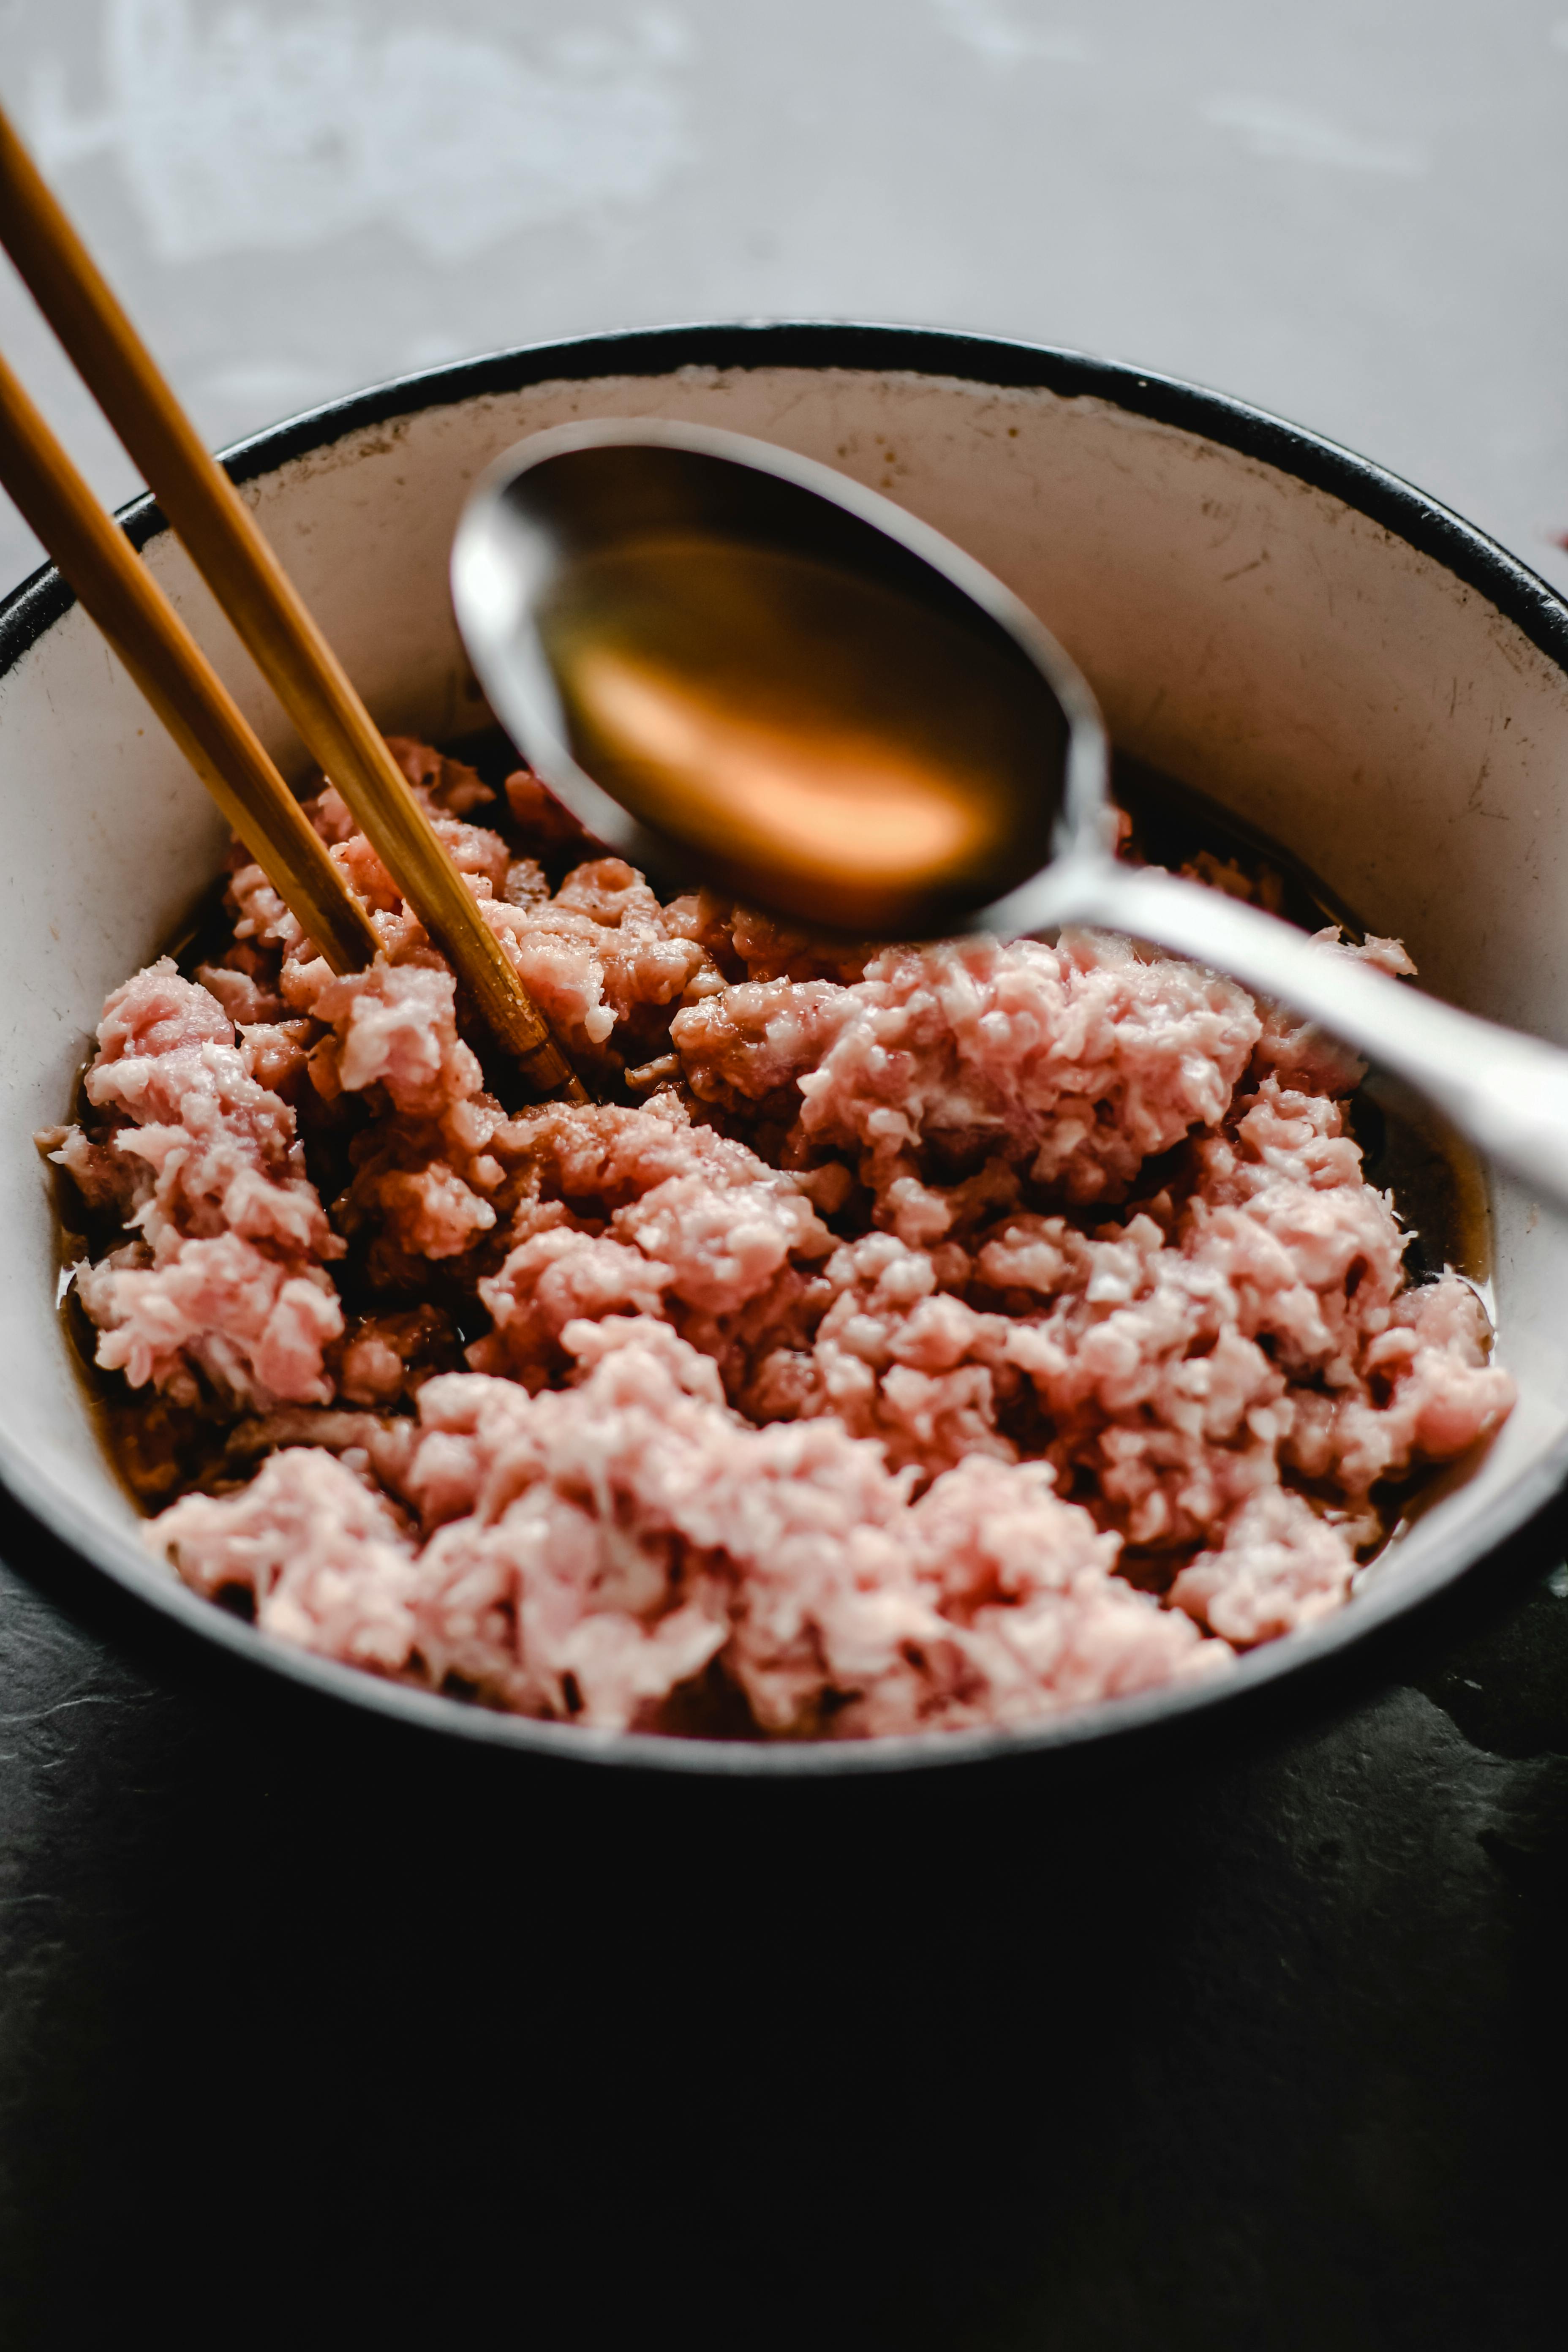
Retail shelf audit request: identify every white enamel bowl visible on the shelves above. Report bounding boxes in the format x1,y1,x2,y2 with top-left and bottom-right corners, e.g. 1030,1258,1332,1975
3,323,1565,1774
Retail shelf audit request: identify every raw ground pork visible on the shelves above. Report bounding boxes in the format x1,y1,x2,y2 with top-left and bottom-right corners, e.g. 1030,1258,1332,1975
44,735,1516,1740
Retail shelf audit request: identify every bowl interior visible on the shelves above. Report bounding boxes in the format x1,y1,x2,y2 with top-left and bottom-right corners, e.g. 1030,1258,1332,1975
3,337,1566,1764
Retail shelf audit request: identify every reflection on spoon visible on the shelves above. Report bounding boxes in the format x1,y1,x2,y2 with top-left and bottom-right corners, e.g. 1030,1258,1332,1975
564,645,984,880
539,533,1063,930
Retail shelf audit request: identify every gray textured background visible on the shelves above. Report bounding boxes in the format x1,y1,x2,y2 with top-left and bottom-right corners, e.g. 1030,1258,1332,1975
2,0,1566,603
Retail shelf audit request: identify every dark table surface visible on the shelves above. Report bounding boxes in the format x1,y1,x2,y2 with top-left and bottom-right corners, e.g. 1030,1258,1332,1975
2,5,1567,2344
2,1491,1565,2349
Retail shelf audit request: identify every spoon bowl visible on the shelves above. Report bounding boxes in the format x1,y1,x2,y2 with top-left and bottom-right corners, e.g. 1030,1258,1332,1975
452,419,1110,935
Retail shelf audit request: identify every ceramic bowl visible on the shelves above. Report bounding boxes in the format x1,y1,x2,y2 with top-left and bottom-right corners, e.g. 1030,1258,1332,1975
3,321,1566,1774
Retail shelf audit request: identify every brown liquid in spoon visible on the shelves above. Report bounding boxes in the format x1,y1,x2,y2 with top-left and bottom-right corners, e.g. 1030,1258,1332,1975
539,535,1063,934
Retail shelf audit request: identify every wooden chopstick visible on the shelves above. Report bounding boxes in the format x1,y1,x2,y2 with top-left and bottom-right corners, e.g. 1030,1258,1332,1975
0,347,380,977
0,105,584,1106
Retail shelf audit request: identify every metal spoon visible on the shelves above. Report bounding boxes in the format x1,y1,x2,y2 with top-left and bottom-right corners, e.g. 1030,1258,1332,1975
452,417,1568,1212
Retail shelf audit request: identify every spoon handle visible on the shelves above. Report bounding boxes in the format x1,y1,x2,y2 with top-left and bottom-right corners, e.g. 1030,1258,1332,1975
1059,863,1568,1216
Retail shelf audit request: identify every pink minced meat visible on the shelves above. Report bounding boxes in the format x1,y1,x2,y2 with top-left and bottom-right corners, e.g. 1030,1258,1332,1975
675,928,1263,1216
48,741,1517,1740
63,958,344,1408
157,1318,1226,1737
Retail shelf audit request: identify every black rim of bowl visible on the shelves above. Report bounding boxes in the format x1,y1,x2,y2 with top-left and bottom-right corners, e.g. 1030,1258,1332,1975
3,318,1566,1778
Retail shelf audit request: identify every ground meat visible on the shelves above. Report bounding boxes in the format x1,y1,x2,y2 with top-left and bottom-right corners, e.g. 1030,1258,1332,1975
481,858,713,1071
679,930,1262,1217
156,1319,1227,1737
60,958,344,1408
47,741,1517,1742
